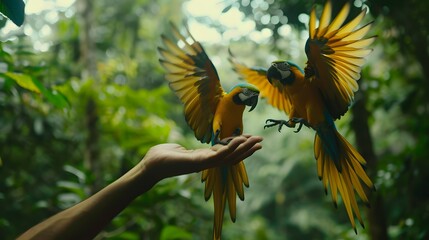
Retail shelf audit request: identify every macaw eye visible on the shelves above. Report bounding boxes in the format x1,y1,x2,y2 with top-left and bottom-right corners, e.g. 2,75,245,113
243,88,255,96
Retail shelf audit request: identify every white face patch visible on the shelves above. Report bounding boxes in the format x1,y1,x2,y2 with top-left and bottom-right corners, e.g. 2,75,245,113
238,92,250,101
272,62,292,80
238,90,258,101
279,69,291,79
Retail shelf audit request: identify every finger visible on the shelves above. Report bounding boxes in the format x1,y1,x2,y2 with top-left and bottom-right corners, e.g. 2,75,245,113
230,143,263,165
222,136,263,163
211,135,247,152
204,135,262,169
215,135,250,148
221,136,235,143
202,136,249,169
241,134,252,138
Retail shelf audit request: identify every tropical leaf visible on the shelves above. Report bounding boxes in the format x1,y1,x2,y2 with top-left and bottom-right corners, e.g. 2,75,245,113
33,79,70,108
0,0,25,26
2,72,70,108
3,72,40,93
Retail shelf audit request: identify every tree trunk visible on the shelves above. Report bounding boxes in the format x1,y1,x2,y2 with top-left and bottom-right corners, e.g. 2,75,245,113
77,0,97,79
350,88,388,240
77,0,101,192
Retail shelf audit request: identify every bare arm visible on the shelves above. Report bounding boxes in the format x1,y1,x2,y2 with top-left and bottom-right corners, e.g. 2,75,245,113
18,135,263,240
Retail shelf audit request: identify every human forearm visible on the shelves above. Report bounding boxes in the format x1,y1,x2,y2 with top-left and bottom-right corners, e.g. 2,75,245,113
17,163,154,240
17,135,262,239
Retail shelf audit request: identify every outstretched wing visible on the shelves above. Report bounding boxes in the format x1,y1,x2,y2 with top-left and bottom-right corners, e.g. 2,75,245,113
159,24,225,143
306,1,375,119
229,50,293,115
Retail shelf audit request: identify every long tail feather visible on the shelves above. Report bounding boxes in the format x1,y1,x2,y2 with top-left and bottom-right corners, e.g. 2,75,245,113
202,163,249,240
212,167,226,240
227,173,237,222
314,127,374,231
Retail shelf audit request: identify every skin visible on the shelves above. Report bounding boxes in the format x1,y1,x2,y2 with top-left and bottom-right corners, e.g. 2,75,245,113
17,135,263,240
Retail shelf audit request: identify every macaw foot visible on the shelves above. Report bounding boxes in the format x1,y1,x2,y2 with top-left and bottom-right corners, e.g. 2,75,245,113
264,118,309,133
212,129,241,145
264,119,290,132
212,129,228,145
213,138,230,145
290,118,309,133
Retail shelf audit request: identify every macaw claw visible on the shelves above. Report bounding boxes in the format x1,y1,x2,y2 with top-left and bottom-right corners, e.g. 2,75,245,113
292,118,308,133
212,129,229,145
214,138,231,145
264,119,290,132
264,118,309,133
212,129,240,145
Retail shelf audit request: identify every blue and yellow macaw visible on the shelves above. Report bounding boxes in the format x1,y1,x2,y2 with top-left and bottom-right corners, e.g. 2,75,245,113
158,24,259,239
229,1,375,232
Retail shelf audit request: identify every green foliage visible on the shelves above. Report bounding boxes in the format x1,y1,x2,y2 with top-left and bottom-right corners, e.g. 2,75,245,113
0,42,70,108
3,72,40,93
1,0,428,239
0,0,25,26
160,225,193,240
2,72,69,108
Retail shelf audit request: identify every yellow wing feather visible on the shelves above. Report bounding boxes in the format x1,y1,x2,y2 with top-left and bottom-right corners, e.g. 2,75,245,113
334,9,366,40
324,2,350,39
158,24,225,143
309,7,317,39
306,0,375,119
316,0,332,38
228,50,293,115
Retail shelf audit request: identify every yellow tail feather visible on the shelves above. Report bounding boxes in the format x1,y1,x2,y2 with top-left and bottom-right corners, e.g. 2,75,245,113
202,163,249,239
213,168,226,240
314,130,374,231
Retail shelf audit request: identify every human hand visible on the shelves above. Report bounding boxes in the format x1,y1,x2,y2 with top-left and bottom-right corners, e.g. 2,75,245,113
138,135,263,185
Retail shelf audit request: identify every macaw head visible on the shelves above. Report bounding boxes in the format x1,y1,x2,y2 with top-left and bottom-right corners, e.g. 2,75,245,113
230,83,260,112
267,60,302,87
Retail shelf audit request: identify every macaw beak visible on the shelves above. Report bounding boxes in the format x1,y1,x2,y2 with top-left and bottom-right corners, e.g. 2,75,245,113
267,65,280,84
267,65,286,89
246,95,259,112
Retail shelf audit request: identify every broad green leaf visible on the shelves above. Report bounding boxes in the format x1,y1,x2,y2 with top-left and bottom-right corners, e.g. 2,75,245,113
33,79,70,108
0,0,25,26
46,90,70,109
2,72,70,108
4,72,40,93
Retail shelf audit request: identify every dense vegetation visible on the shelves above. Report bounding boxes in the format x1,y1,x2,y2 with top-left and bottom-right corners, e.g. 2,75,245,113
1,0,428,239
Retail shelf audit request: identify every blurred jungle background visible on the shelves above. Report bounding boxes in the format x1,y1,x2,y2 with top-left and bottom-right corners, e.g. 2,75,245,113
1,0,428,239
